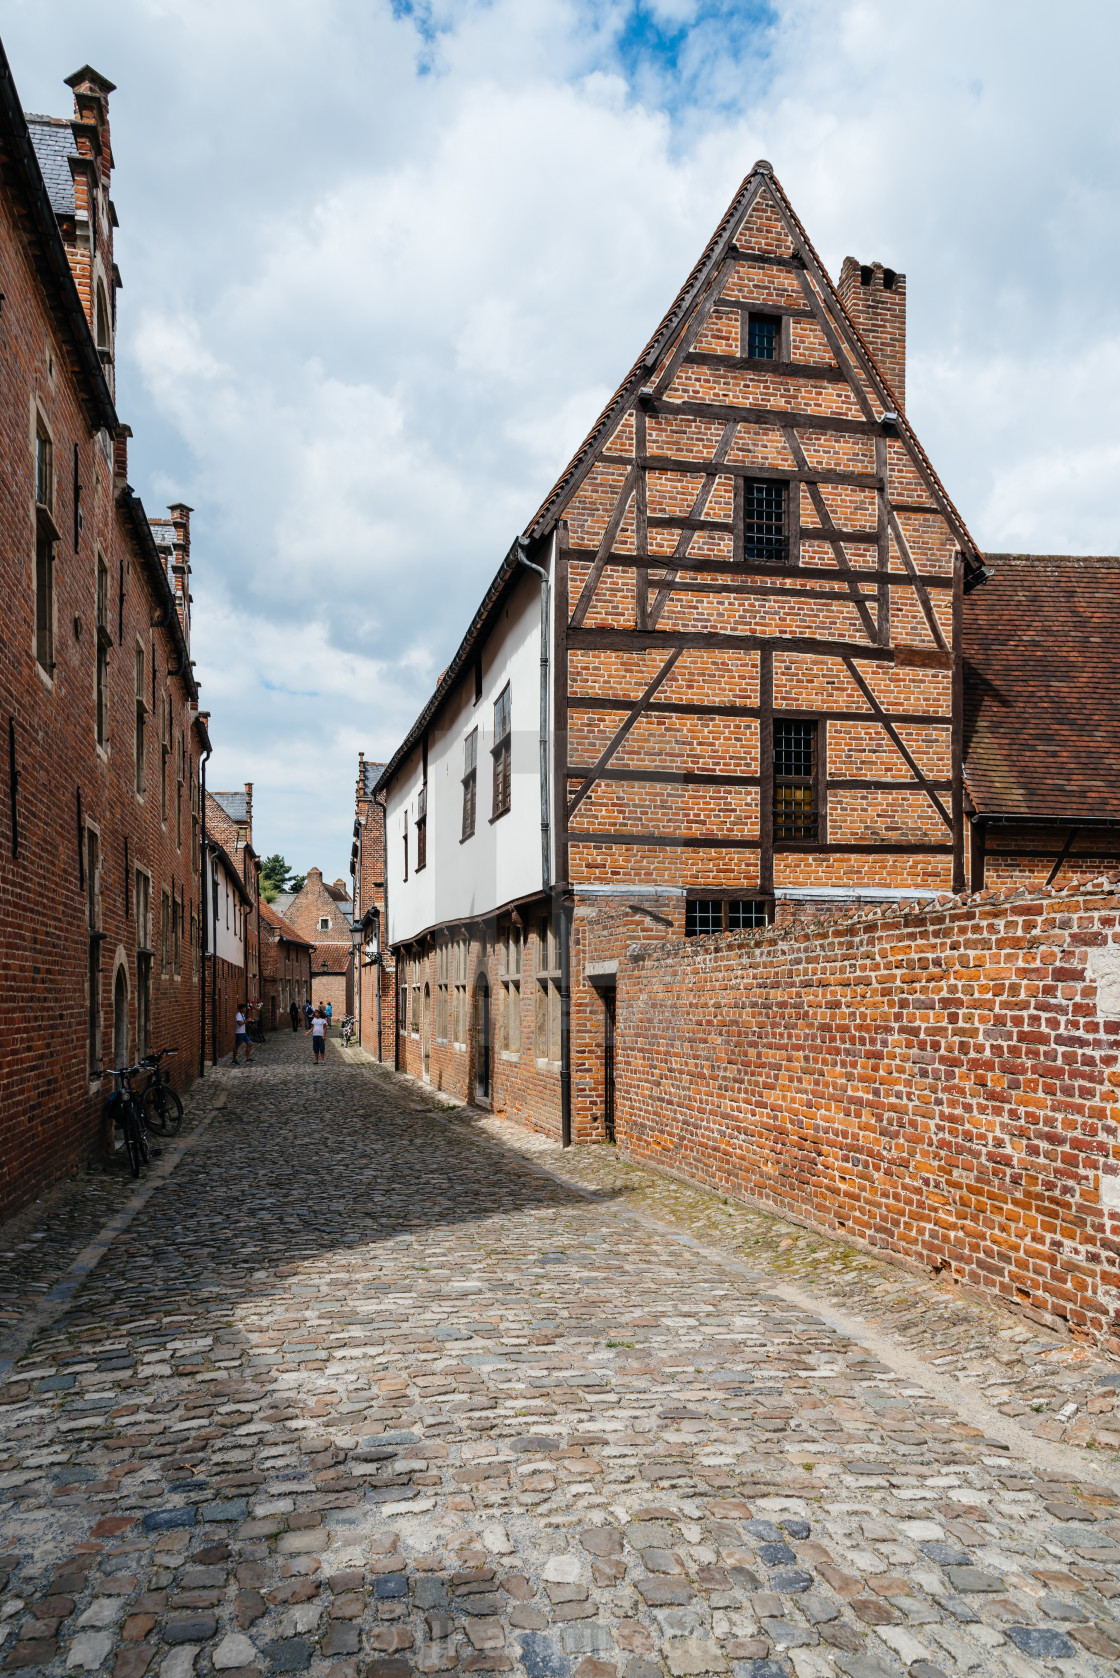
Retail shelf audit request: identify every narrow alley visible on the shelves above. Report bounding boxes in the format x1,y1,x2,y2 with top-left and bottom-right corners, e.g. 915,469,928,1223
1,1035,1120,1678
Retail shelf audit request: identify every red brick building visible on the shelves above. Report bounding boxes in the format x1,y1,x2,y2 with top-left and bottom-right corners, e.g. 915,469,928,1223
206,785,261,1021
274,865,353,1020
260,898,312,1031
375,162,1120,1145
0,51,211,1216
352,753,393,1060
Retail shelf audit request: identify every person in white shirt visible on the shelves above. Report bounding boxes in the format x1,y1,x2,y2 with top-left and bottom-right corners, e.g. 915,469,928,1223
305,1007,327,1064
232,1004,253,1066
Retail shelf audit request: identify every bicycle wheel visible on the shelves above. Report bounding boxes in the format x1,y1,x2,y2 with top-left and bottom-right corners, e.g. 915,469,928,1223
144,1081,183,1136
124,1106,144,1178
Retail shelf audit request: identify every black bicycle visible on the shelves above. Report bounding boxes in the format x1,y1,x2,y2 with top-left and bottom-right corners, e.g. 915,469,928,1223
340,1015,354,1047
102,1063,152,1178
141,1047,183,1136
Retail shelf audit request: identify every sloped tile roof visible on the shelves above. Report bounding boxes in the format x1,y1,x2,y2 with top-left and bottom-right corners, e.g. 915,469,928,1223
963,554,1120,820
260,898,313,947
26,115,76,217
211,790,248,823
361,760,386,797
313,943,353,974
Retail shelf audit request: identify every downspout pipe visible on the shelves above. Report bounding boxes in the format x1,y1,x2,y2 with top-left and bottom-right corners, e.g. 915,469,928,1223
198,738,211,1078
516,538,570,1146
516,539,551,892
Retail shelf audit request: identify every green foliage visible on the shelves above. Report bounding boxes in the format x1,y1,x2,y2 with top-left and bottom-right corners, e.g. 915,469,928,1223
259,854,304,903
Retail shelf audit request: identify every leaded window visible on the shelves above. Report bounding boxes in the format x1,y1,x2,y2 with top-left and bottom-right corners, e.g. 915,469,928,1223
774,719,818,841
747,312,779,360
744,479,787,564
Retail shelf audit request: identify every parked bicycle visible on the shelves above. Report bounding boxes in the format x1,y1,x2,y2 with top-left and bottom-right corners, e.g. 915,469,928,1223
141,1047,183,1136
100,1063,154,1179
340,1015,354,1047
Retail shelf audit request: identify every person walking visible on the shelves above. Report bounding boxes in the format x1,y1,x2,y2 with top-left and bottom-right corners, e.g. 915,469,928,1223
232,1003,253,1066
303,999,313,1028
325,1000,332,1034
305,1006,327,1065
289,999,299,1032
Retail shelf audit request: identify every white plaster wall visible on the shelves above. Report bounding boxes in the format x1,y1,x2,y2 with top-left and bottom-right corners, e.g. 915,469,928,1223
386,564,551,945
204,851,246,967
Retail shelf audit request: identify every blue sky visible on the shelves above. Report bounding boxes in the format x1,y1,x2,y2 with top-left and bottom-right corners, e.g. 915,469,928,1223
6,0,1120,881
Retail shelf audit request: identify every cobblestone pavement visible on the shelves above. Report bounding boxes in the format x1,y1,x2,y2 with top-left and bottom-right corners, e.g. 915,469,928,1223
3,1035,1120,1678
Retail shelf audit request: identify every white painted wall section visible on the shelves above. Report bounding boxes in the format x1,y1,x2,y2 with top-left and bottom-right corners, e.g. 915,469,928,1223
385,566,549,945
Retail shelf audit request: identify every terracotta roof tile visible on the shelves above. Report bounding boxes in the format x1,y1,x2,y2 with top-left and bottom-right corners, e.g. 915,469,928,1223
963,553,1120,820
313,943,352,975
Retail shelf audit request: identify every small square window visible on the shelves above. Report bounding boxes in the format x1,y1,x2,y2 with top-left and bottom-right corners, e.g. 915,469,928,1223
728,900,769,930
318,915,330,931
747,312,779,360
685,900,723,937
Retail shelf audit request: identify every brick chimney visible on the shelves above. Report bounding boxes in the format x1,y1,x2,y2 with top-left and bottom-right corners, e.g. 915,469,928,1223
243,782,253,849
168,503,193,647
838,258,906,410
63,66,118,397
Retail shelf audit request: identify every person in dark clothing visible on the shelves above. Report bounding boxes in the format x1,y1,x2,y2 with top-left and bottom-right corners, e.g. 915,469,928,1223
289,1000,300,1031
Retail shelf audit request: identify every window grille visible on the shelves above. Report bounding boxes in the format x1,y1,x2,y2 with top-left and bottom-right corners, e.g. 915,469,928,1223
743,479,787,564
535,918,561,1063
747,313,779,360
686,898,771,936
462,728,478,839
498,925,521,1054
492,685,512,817
685,900,722,937
728,899,769,931
453,937,469,1046
774,719,818,841
436,942,450,1041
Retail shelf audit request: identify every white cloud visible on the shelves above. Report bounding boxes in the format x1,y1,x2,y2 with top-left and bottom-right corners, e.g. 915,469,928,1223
5,0,1120,876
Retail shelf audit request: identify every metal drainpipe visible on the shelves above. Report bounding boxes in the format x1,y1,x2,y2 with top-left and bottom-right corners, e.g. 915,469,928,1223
356,818,363,1049
516,540,551,892
210,853,218,1066
254,859,262,1023
378,787,395,1072
198,739,211,1077
559,895,572,1147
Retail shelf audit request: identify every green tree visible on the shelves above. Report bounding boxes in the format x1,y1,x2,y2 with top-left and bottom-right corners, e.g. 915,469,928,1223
287,873,306,895
259,854,292,904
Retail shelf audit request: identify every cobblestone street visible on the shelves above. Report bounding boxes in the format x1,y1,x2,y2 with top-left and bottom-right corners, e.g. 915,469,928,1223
4,1034,1120,1678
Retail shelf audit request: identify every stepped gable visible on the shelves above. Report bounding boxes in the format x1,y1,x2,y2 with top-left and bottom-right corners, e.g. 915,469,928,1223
963,553,1120,820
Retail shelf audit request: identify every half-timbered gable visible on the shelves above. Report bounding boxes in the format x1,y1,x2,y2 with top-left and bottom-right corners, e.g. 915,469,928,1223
377,161,1012,1142
549,164,979,913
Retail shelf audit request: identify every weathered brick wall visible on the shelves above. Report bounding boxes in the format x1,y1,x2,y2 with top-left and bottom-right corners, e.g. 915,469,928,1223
396,921,561,1133
0,74,205,1218
611,877,1120,1350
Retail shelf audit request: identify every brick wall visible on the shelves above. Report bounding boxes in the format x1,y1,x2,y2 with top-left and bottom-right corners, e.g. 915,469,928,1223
395,914,561,1132
0,65,206,1218
609,876,1120,1350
